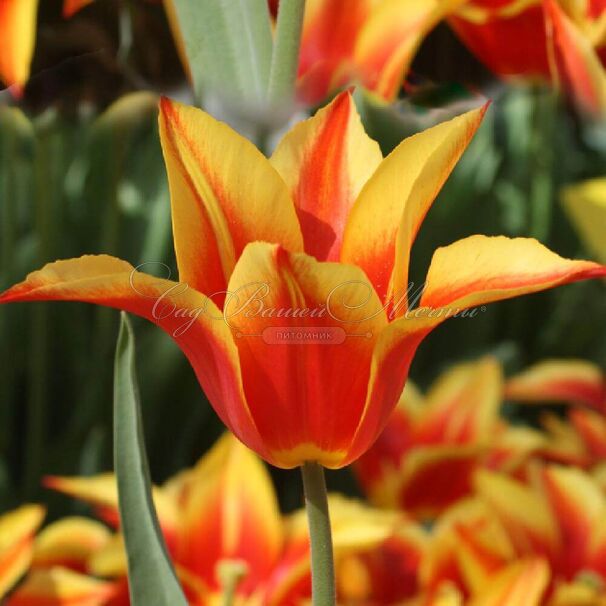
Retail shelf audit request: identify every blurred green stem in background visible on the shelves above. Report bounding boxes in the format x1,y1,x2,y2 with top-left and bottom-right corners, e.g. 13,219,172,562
302,462,336,606
25,112,62,497
268,0,306,105
529,88,557,242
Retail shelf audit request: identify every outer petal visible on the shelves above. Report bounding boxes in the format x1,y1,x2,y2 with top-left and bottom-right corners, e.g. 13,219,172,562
0,255,268,460
296,0,373,104
347,236,605,467
420,235,606,309
354,0,468,100
561,177,606,264
421,498,514,594
416,357,502,444
0,0,38,93
62,0,94,18
353,382,422,496
448,0,552,80
467,559,549,606
158,98,303,302
32,518,110,572
505,359,606,410
390,445,486,519
474,470,560,560
225,242,387,468
541,465,606,577
270,91,382,262
174,433,282,593
0,505,45,599
341,105,487,309
545,0,606,117
44,473,178,551
5,567,117,606
570,409,606,459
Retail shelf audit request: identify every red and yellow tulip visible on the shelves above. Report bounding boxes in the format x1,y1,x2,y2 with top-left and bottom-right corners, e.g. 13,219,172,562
355,357,543,519
33,433,414,606
506,358,606,412
505,358,606,469
0,505,45,600
1,91,605,469
0,0,38,94
295,0,467,104
449,0,606,116
424,464,606,604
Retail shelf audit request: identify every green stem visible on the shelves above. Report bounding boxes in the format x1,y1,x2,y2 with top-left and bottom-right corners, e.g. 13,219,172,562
267,0,306,105
301,462,335,606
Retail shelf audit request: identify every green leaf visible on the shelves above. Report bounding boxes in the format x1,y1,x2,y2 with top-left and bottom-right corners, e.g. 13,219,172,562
170,0,273,108
113,313,187,606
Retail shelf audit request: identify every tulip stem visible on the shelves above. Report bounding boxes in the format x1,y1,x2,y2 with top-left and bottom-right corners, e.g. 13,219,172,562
268,0,306,105
301,462,336,606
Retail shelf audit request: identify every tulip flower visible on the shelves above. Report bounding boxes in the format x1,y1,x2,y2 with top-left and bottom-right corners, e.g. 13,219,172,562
424,464,606,604
38,433,412,605
504,358,606,468
0,0,159,94
62,0,94,18
295,0,467,104
0,504,117,605
448,0,606,116
0,0,38,94
355,357,543,519
562,178,606,265
2,91,605,472
0,0,91,93
505,358,606,411
0,505,45,599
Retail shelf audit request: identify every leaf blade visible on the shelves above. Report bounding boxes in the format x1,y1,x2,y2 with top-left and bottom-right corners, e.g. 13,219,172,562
113,312,187,606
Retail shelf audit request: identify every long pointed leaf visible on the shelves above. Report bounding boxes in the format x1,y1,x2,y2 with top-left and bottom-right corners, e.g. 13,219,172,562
113,312,187,606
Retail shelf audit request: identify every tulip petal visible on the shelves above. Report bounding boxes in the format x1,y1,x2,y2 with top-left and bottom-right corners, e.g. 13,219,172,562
417,357,502,444
32,518,110,572
448,1,552,80
174,433,282,593
341,106,487,308
570,409,606,459
349,236,605,467
561,177,606,264
0,255,268,459
0,0,38,93
354,0,467,100
43,473,178,549
420,235,606,309
296,0,373,104
542,465,606,576
353,382,422,496
62,0,93,18
5,567,117,606
158,97,303,301
395,445,485,518
0,505,45,599
467,559,549,606
87,535,127,579
270,91,382,262
545,0,606,117
474,470,560,559
225,241,387,468
505,359,606,410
